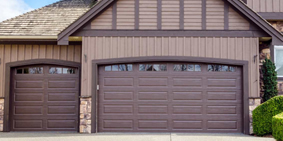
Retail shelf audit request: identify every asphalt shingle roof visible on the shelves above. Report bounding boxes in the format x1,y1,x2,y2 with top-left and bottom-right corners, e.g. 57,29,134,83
0,0,94,36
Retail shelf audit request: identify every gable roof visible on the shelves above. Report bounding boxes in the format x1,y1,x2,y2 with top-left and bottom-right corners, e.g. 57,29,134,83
58,0,283,45
0,0,94,37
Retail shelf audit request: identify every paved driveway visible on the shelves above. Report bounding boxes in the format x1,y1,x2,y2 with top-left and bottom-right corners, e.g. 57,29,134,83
0,132,275,141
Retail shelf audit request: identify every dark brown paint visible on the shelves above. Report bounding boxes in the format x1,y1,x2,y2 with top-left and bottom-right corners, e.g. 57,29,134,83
91,56,250,134
3,59,81,132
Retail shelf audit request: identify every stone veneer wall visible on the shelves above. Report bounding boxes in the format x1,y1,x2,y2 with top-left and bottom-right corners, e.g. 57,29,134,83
0,99,4,131
249,98,261,134
80,98,91,133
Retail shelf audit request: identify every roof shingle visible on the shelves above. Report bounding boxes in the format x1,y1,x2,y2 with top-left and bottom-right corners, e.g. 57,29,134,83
0,0,94,36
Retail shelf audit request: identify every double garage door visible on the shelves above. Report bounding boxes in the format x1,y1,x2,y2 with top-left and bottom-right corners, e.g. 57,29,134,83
98,63,243,133
10,65,79,131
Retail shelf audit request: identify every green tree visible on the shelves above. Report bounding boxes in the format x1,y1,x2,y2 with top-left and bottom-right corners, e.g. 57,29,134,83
262,58,278,102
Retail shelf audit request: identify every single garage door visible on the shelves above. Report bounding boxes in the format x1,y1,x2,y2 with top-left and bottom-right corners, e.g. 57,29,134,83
98,63,242,133
10,65,79,131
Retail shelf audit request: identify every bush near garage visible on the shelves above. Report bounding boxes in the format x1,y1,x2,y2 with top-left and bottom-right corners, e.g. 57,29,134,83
262,58,278,102
253,96,283,136
272,113,283,141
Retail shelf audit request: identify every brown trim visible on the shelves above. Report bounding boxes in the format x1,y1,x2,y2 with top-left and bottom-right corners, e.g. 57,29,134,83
135,0,139,30
3,59,81,132
91,56,250,134
0,41,82,45
258,12,283,20
271,45,275,62
202,0,206,30
73,30,269,37
224,2,229,30
180,0,184,30
157,0,162,30
58,0,116,45
112,2,117,30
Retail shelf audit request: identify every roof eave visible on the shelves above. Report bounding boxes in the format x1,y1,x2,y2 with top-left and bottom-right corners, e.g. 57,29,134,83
0,36,58,40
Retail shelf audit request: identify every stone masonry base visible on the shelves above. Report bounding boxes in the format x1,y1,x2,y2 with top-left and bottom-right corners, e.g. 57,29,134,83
249,98,261,134
80,97,92,133
0,99,4,132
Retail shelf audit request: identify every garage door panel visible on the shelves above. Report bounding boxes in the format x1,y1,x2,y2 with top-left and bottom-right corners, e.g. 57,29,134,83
13,120,43,129
48,80,76,88
172,77,203,87
98,63,243,133
47,93,77,102
104,77,134,86
103,119,134,130
14,93,44,102
14,106,43,115
138,120,168,130
172,91,203,101
15,81,44,89
47,120,77,129
172,120,203,130
103,91,134,101
47,106,77,115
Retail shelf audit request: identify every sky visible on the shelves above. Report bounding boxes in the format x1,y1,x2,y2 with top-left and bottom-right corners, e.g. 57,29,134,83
0,0,59,22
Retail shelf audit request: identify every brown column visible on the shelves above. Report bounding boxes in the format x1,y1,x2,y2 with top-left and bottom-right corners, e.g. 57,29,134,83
80,97,92,133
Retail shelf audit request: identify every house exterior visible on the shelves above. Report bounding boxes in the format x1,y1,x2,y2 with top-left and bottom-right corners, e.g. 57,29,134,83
0,0,282,134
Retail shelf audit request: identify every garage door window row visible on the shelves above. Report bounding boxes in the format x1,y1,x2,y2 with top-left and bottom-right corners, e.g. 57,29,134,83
208,65,236,72
16,67,43,74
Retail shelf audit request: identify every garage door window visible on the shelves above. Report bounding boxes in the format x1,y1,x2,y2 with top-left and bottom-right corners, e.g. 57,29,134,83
49,67,76,74
105,64,133,71
208,65,236,72
173,64,201,71
139,64,167,71
16,67,43,74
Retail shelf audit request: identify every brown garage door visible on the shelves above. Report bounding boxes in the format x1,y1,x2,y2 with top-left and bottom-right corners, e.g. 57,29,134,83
10,65,79,131
98,63,242,133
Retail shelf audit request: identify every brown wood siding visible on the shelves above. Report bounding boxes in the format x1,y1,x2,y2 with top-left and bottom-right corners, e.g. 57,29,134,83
139,0,158,30
247,0,283,12
91,0,252,31
206,0,224,30
184,0,202,30
162,0,180,30
91,6,113,29
117,0,135,29
82,37,259,98
228,7,250,30
0,44,81,97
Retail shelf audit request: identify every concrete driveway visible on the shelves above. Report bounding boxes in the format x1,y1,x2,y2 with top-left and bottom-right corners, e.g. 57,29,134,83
0,132,275,141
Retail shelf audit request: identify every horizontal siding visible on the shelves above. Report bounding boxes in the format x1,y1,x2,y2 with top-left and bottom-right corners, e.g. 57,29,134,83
82,37,259,98
184,0,202,30
139,0,158,30
91,6,113,29
0,45,81,97
228,7,250,30
247,0,283,12
117,0,135,29
162,0,180,30
206,0,224,30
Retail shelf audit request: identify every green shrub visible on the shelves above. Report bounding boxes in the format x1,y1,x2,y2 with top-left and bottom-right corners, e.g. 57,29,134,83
272,113,283,141
262,58,278,102
253,96,283,136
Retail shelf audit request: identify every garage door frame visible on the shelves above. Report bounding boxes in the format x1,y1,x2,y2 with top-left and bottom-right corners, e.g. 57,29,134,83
91,56,250,134
3,59,81,132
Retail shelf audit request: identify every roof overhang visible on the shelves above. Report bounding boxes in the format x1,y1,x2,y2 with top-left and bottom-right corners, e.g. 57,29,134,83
0,36,58,40
57,0,283,45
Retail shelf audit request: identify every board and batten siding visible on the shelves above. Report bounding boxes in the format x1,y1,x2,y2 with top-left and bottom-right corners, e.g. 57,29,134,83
247,0,283,12
91,0,250,30
0,44,81,97
82,36,259,98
